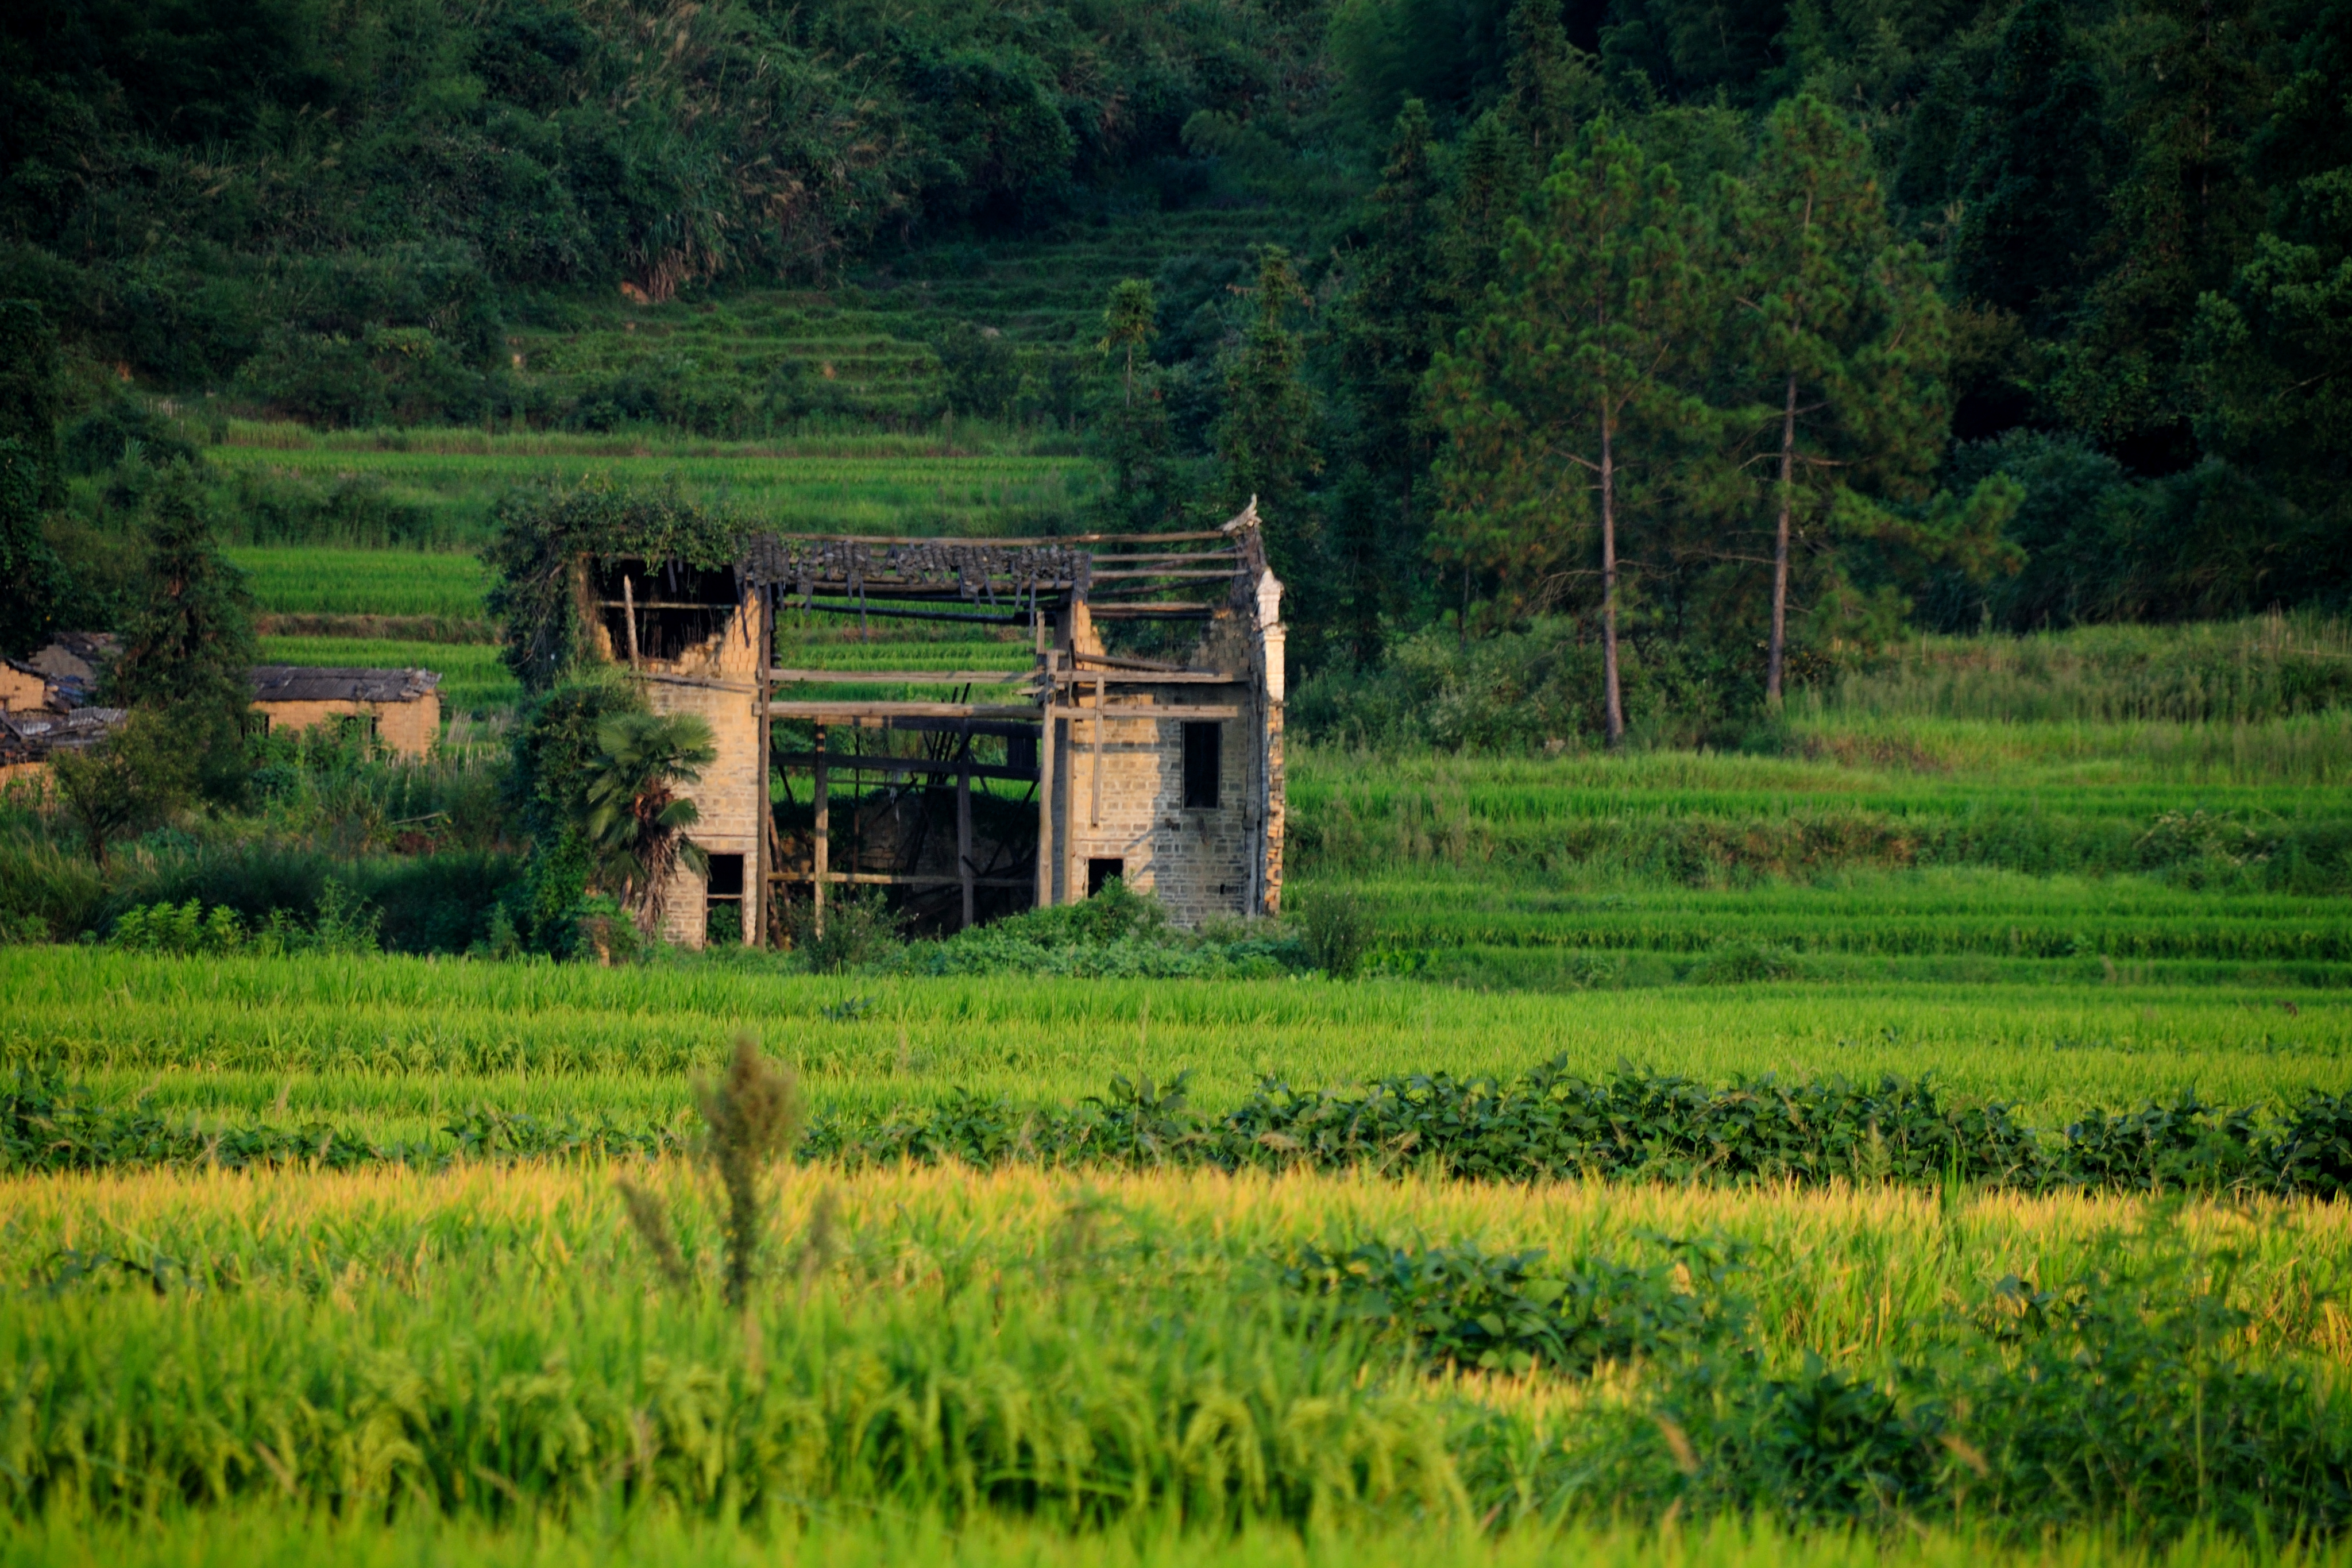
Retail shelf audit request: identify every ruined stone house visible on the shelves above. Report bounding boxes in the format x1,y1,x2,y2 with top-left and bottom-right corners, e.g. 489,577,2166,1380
249,666,443,757
580,504,1286,947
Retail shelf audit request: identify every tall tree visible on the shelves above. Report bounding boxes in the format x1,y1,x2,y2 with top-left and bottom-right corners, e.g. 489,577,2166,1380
1730,95,1950,703
0,300,64,657
1214,247,1323,524
1427,117,1715,747
1091,278,1181,528
1952,0,2111,332
2052,0,2267,465
106,466,259,796
1333,98,1447,657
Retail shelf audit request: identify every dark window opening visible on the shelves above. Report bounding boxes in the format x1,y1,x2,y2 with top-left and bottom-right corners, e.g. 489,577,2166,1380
1007,731,1040,775
705,853,744,945
1182,721,1221,809
1087,858,1124,898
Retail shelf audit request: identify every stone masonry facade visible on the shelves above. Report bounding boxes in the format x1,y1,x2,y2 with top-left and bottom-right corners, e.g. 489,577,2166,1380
590,582,764,949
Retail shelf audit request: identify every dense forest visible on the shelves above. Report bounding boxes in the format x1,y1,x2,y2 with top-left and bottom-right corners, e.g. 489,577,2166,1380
2,0,2346,739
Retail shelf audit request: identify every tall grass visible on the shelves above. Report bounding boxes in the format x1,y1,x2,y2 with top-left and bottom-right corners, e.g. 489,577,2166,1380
5,1161,2352,1535
1813,614,2352,725
229,548,491,620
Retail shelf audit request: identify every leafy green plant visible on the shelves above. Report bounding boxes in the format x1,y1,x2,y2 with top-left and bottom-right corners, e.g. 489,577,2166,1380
581,710,715,939
786,887,904,974
1298,890,1374,978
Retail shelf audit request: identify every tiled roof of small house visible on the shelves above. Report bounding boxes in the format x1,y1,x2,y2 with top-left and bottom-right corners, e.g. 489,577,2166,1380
249,666,442,704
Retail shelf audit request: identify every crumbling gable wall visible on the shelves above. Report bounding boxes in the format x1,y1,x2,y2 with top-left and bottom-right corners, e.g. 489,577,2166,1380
588,568,764,948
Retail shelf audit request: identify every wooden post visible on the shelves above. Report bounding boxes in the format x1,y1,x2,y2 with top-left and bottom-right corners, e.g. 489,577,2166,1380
812,723,828,938
1034,667,1056,910
956,735,974,930
1090,674,1104,828
621,576,642,668
754,585,772,947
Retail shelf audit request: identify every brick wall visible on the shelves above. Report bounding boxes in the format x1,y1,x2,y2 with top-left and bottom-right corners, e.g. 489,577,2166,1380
0,667,47,713
254,696,439,758
639,585,763,949
1055,683,1259,926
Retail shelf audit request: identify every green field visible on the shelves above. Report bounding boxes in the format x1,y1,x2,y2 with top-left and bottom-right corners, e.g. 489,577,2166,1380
20,565,2352,1560
230,545,492,619
213,429,1105,544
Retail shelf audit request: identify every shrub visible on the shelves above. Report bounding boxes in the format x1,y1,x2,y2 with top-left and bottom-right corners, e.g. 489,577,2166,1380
786,887,903,973
1297,889,1374,978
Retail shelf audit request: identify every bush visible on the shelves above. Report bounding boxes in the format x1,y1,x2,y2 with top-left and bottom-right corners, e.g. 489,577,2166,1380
786,887,903,973
1297,889,1373,978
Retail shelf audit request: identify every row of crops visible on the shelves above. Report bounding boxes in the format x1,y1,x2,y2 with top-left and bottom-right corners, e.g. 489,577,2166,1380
8,1125,2352,1550
9,948,2344,1123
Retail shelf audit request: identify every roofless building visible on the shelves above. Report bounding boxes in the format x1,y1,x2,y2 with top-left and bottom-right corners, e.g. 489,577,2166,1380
580,503,1286,948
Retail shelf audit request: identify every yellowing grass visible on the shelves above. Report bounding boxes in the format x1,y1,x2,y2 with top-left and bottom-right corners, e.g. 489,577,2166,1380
12,1160,2351,1364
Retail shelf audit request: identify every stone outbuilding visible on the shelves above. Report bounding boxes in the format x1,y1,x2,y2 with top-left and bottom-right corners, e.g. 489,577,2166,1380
578,503,1286,948
249,666,443,756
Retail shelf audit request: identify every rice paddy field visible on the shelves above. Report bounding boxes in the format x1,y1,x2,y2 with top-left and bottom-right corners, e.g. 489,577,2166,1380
16,530,2352,1561
210,426,1103,544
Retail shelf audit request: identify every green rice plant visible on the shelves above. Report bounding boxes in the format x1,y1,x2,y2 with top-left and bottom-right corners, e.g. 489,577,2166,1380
7,947,2350,1126
227,547,491,619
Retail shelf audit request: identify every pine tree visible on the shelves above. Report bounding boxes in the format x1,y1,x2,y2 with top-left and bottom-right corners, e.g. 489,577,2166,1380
1092,279,1182,527
0,300,64,657
1332,100,1446,653
107,466,260,795
2046,0,2266,462
1214,248,1322,522
1427,117,1715,747
1952,0,2111,330
1730,95,1949,703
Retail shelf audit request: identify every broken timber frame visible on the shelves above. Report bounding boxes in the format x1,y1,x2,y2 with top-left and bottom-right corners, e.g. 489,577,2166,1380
705,499,1286,936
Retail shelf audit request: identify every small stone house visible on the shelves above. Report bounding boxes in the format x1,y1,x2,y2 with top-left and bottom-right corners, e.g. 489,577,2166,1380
579,504,1287,948
249,666,443,756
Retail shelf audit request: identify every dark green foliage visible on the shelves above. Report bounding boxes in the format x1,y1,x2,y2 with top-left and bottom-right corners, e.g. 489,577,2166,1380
1949,0,2112,331
0,300,64,656
60,399,198,476
0,301,64,511
0,1069,685,1176
1215,248,1322,526
786,887,906,975
103,466,258,797
1278,1236,1747,1374
504,672,644,955
930,322,1020,419
582,709,713,936
1299,889,1374,978
101,848,523,955
49,710,197,867
30,1060,2352,1206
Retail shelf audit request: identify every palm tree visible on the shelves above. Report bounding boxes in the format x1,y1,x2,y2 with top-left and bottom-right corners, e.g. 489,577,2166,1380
583,711,717,939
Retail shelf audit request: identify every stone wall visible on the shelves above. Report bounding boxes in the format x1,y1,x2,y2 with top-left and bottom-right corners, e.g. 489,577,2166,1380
1055,692,1257,925
629,587,764,949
